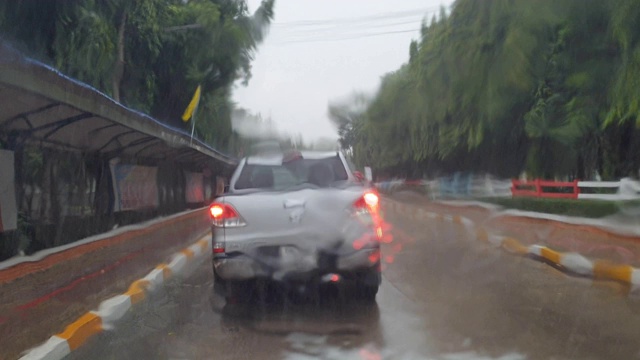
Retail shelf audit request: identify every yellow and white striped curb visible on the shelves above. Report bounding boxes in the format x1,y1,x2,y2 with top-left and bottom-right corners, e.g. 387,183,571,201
383,199,640,289
20,237,211,360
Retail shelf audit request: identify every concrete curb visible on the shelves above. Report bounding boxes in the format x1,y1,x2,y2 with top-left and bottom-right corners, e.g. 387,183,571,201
19,236,211,360
384,200,640,290
433,199,640,239
434,200,503,212
491,209,640,238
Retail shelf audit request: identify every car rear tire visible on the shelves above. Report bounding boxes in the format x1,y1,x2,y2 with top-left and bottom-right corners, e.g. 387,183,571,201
226,282,254,305
356,268,381,302
213,269,253,304
357,283,379,302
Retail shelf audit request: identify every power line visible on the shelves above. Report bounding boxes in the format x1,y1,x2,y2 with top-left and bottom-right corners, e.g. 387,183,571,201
275,17,427,35
263,6,443,46
272,6,441,28
272,28,422,46
269,8,438,45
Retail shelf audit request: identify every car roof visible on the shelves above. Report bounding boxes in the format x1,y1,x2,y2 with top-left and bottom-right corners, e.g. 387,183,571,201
298,151,341,159
245,151,341,165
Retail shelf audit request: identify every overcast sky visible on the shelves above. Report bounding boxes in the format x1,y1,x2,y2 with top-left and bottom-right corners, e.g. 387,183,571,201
232,0,455,143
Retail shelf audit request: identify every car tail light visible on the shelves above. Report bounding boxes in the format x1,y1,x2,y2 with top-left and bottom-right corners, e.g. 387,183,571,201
209,202,246,228
363,192,379,208
353,191,384,244
354,191,379,212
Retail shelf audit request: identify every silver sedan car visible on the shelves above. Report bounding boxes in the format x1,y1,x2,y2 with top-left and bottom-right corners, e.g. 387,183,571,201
210,149,382,302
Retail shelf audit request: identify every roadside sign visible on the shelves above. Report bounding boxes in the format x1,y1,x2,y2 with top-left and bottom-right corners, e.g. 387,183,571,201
364,166,373,182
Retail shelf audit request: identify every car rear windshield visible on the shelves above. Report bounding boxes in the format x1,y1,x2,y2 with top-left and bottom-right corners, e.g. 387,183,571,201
234,156,349,190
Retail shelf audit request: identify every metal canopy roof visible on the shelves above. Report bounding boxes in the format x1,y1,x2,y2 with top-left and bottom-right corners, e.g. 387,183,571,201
0,41,237,170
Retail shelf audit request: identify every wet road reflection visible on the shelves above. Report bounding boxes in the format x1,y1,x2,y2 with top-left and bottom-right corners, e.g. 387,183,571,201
219,298,383,359
70,205,640,360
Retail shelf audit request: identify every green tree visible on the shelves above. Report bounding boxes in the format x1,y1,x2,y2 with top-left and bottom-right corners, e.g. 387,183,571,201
0,0,275,152
336,0,640,181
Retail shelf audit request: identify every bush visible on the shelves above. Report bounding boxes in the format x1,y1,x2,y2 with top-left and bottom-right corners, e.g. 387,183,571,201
479,197,637,218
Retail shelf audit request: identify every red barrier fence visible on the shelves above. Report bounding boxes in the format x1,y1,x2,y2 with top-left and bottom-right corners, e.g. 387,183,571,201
511,179,580,199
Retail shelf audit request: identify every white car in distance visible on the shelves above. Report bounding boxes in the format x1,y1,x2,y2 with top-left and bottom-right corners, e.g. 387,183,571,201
210,149,383,303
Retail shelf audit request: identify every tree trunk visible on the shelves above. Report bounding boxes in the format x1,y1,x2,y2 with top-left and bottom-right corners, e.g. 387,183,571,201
112,11,127,102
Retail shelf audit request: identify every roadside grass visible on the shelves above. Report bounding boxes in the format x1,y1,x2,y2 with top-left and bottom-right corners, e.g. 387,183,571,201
479,197,640,219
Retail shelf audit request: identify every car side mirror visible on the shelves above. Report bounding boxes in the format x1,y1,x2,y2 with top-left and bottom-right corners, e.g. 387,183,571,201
353,171,365,182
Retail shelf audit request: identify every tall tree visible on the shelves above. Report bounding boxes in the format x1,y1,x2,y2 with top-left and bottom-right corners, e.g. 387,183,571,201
334,0,640,180
0,0,275,152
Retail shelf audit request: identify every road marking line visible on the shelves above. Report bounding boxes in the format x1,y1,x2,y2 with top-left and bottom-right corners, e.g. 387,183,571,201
487,234,504,247
559,253,594,276
142,267,165,292
19,336,70,360
540,247,562,264
198,239,209,252
476,228,489,243
528,245,543,256
188,243,203,257
631,269,640,288
56,312,102,351
501,237,529,255
181,248,195,259
124,279,150,304
20,235,211,360
92,295,132,329
168,253,187,275
156,263,171,280
593,260,633,283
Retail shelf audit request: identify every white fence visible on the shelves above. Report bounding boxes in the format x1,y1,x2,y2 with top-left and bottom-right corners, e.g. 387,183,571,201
577,178,640,201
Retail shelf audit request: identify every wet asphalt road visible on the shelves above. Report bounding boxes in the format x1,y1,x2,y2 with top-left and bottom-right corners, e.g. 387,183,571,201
70,205,640,360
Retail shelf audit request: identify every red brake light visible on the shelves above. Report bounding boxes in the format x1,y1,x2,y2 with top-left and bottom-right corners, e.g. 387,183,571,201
209,202,245,227
210,205,224,218
354,191,380,213
363,192,379,208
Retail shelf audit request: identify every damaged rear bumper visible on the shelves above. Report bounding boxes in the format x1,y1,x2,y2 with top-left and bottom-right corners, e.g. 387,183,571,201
213,247,381,282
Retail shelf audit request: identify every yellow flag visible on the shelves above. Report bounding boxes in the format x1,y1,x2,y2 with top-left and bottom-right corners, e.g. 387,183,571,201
181,85,201,122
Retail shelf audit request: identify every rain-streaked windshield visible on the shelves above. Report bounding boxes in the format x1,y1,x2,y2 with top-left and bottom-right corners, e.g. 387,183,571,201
235,156,349,190
5,1,640,360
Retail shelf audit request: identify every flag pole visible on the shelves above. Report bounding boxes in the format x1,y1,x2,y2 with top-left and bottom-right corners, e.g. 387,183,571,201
190,104,197,145
182,85,201,145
